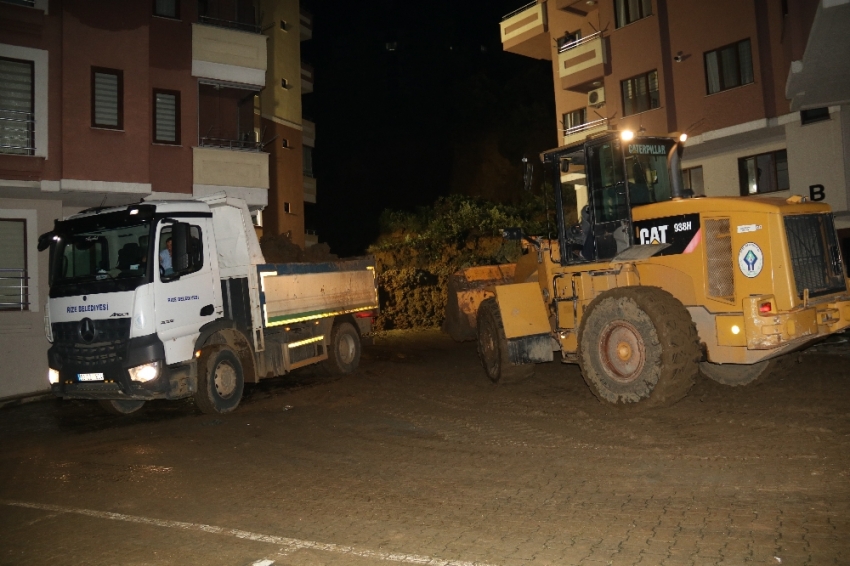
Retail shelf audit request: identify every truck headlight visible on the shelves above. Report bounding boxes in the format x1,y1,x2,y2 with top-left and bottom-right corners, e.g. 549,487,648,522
48,368,59,385
128,361,161,383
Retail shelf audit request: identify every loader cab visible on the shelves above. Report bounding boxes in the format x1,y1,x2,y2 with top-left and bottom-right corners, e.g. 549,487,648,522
545,133,678,265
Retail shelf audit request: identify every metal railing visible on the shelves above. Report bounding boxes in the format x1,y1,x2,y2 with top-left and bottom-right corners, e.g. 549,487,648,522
0,108,35,155
558,31,602,53
198,14,260,33
199,136,262,151
562,117,608,138
0,268,29,311
1,0,37,7
502,1,538,21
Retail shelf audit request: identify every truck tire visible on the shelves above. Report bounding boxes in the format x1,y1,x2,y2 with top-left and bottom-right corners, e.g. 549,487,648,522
476,297,534,383
98,399,145,415
699,360,771,386
322,321,361,374
194,346,244,414
578,287,700,407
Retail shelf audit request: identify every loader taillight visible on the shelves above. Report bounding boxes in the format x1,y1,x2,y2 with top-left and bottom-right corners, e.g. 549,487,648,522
759,301,773,314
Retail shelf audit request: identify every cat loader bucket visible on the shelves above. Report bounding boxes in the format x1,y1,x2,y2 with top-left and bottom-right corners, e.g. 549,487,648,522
442,264,516,341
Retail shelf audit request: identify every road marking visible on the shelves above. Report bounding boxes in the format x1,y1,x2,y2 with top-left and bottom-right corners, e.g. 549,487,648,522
3,500,496,566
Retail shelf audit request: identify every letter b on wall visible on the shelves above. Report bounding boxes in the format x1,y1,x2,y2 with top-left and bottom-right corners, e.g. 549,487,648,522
809,184,825,202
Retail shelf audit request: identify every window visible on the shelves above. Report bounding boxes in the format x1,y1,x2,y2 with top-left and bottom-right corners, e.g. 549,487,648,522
704,39,753,95
0,57,34,156
280,20,288,30
283,202,291,214
158,224,203,280
682,166,704,196
738,150,789,196
303,146,314,177
615,0,652,28
0,219,27,311
281,138,289,149
621,70,659,116
153,89,180,144
91,67,123,129
153,0,179,18
198,82,258,149
562,108,587,132
801,107,830,125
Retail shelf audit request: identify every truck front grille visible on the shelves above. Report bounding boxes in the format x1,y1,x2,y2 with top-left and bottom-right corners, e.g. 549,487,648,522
52,318,132,368
784,214,846,299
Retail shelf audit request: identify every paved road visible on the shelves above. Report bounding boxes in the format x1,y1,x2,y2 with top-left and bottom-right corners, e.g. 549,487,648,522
1,330,848,565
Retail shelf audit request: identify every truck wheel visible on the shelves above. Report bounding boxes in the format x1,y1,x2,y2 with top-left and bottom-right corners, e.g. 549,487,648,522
699,360,771,386
578,287,700,407
98,399,145,415
194,346,244,414
322,321,361,374
476,297,534,383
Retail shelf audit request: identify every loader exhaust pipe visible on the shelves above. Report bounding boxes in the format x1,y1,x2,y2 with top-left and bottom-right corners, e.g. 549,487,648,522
668,134,689,200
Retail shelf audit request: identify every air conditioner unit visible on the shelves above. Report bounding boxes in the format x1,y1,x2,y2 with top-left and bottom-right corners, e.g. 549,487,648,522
588,86,605,107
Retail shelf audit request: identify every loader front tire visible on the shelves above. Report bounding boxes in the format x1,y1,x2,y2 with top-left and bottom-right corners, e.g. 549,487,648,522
578,287,700,407
476,297,534,383
699,360,771,386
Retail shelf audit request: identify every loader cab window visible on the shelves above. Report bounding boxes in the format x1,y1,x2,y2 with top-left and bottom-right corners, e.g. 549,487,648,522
624,140,675,204
558,148,590,263
158,224,203,280
587,141,629,260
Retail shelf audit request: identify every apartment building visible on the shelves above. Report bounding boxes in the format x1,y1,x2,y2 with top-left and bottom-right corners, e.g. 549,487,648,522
500,0,850,230
0,0,314,400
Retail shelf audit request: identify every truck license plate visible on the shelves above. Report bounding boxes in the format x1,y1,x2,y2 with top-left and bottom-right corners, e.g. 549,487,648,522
78,373,104,382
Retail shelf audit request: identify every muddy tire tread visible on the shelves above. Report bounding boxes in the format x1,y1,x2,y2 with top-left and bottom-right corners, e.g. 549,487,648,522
477,298,534,384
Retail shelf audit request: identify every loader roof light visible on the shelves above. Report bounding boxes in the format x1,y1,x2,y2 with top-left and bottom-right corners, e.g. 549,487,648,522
679,133,688,143
620,129,635,141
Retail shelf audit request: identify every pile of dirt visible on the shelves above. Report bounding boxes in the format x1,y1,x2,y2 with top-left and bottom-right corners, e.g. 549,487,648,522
260,232,338,264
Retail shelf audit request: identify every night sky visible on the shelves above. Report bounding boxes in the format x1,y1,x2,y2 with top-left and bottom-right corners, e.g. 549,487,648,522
301,0,556,256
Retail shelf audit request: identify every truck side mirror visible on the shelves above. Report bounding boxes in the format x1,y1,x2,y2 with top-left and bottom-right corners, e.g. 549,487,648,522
172,222,190,274
37,231,54,252
560,157,570,173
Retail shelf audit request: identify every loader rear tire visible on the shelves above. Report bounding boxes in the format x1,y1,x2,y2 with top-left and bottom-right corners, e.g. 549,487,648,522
476,297,534,384
578,287,700,408
699,360,771,386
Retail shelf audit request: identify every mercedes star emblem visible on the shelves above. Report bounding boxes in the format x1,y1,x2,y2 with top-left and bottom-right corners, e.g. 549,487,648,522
78,317,96,344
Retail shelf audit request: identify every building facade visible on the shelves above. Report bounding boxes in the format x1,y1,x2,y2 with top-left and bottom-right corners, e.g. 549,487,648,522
500,0,850,230
0,0,314,400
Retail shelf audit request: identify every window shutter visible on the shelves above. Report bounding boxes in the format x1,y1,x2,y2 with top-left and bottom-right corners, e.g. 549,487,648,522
155,92,177,143
0,58,34,154
94,71,120,127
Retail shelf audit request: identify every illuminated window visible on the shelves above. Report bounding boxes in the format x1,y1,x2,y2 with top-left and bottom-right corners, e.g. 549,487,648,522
738,150,788,196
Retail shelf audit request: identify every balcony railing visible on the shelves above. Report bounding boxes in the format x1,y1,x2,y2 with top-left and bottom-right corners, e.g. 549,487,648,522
0,268,29,311
199,136,262,151
562,117,608,145
1,0,36,7
502,1,537,21
0,109,35,156
300,8,312,41
558,31,601,53
198,0,260,34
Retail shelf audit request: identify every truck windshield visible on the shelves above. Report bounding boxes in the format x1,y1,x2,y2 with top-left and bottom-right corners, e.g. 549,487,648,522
50,214,153,297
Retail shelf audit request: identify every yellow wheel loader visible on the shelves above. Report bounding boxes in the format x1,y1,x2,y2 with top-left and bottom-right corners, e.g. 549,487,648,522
447,130,850,407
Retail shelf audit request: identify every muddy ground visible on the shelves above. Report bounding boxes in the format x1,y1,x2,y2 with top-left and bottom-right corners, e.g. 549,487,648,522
1,330,849,566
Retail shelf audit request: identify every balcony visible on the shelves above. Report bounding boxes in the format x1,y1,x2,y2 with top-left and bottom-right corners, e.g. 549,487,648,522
301,62,314,94
193,146,269,189
558,31,606,92
304,229,318,247
303,176,316,203
198,0,260,34
300,8,312,41
0,109,34,156
192,22,267,87
500,1,550,60
562,117,608,146
302,119,315,147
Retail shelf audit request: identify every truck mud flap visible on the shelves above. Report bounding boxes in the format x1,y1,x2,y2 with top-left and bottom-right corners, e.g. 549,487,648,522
507,333,554,365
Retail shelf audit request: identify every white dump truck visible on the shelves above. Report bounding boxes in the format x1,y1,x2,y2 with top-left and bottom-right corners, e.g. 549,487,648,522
37,194,379,415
